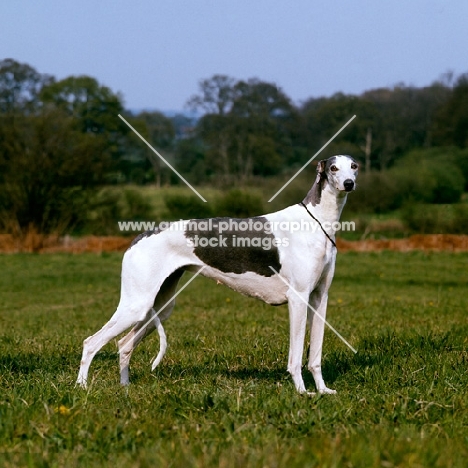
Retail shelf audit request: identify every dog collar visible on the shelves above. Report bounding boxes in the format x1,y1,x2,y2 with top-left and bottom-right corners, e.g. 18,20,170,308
300,202,337,249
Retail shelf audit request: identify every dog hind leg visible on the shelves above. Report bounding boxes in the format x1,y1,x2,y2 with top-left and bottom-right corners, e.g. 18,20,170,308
149,269,184,370
150,315,166,370
117,269,184,385
118,308,162,385
76,298,152,388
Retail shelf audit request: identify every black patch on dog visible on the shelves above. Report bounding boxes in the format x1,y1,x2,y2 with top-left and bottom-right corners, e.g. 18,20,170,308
303,177,323,206
185,217,281,277
128,229,160,250
302,157,338,206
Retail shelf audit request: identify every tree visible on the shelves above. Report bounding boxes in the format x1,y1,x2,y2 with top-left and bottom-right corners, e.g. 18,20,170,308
127,111,176,186
196,113,233,180
0,58,53,113
187,74,237,116
432,74,468,147
362,84,450,167
189,75,299,181
231,79,298,177
40,75,130,181
300,83,451,170
175,138,208,186
0,108,109,237
300,93,380,168
186,75,239,181
0,64,128,238
40,75,125,134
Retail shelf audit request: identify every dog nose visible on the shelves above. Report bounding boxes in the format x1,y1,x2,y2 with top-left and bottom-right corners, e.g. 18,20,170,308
343,179,354,192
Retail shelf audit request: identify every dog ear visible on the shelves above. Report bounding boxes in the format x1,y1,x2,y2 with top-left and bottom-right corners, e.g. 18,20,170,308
315,160,326,184
316,160,326,174
303,160,326,206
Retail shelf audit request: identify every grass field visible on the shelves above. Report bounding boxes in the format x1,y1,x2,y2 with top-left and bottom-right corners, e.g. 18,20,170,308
0,251,467,467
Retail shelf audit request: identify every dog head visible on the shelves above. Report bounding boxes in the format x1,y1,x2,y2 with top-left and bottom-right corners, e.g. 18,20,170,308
319,155,358,193
304,155,358,206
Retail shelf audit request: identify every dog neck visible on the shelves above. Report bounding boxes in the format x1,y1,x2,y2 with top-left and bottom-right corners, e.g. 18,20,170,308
303,174,324,207
302,179,348,226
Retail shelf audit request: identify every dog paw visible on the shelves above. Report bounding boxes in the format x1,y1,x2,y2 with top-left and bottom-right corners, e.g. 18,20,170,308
318,387,337,395
297,387,316,396
76,379,87,390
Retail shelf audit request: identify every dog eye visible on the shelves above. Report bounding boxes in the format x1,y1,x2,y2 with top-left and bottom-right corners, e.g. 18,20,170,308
351,163,358,170
330,165,338,172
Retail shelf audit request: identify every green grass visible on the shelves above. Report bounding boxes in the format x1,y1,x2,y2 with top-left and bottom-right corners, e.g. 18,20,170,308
0,252,467,467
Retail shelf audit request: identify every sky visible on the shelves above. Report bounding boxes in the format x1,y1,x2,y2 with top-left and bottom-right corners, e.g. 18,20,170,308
2,0,467,112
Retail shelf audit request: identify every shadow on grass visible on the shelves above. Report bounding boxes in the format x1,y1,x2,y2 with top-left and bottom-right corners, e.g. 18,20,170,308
3,328,464,386
0,349,115,376
323,328,465,384
220,365,289,383
130,362,288,384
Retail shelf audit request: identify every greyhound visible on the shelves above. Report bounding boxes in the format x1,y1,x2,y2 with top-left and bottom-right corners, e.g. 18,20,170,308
77,155,358,394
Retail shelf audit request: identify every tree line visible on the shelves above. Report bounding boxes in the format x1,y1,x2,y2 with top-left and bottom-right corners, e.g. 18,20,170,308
1,58,467,235
182,72,467,181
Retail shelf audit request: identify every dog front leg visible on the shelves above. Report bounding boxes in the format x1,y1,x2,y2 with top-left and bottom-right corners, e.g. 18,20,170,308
307,292,336,394
287,293,309,394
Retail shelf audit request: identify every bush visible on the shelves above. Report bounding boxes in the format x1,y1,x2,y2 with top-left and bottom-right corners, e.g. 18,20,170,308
392,148,465,204
346,171,401,213
120,188,153,221
0,110,109,236
82,187,154,235
346,148,466,214
214,189,264,218
429,164,466,203
163,194,213,220
401,203,468,234
163,189,264,220
457,148,468,190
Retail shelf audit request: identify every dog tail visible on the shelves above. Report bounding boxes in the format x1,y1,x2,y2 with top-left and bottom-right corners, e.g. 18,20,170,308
151,315,167,370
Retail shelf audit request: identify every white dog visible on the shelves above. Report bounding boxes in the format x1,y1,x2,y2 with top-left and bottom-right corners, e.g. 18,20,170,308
77,155,358,394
